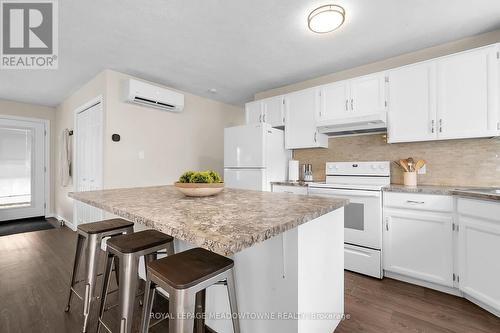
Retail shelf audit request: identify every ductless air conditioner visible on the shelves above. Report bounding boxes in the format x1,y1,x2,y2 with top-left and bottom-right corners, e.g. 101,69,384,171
125,79,184,112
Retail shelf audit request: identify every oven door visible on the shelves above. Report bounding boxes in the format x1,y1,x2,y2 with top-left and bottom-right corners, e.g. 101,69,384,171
308,187,382,250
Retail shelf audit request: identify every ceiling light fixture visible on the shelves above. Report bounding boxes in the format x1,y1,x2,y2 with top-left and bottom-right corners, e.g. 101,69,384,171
308,4,345,34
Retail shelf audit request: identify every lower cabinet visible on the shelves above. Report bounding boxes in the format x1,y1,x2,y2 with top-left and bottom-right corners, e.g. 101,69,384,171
457,198,500,314
383,209,454,287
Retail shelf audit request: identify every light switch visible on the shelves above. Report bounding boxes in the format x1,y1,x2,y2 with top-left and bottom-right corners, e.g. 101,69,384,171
138,151,145,159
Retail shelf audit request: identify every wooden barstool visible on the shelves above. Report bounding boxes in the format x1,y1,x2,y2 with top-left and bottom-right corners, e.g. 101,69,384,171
140,247,240,333
97,229,175,333
65,218,135,332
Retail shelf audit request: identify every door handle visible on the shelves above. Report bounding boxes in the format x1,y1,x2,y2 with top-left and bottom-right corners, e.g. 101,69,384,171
345,99,348,111
350,98,354,111
259,114,262,122
263,113,266,123
431,120,435,133
314,132,317,142
439,119,443,133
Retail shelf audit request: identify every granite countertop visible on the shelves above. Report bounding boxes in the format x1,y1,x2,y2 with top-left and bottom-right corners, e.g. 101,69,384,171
383,184,500,202
69,186,348,256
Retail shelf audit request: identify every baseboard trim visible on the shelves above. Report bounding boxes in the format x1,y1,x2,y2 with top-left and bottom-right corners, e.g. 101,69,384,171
55,215,76,231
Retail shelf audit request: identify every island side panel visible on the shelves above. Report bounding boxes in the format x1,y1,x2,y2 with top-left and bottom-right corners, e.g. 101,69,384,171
298,208,345,333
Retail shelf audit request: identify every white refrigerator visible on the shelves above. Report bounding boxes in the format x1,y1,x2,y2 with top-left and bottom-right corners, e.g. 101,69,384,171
224,123,289,191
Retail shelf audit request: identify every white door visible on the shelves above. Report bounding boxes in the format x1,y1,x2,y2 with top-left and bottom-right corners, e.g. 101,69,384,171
224,124,266,168
74,101,104,226
387,62,437,143
0,117,45,221
349,73,387,116
223,169,265,191
284,88,320,149
262,96,284,127
458,214,500,313
436,46,499,140
245,101,263,124
318,81,350,122
383,210,454,287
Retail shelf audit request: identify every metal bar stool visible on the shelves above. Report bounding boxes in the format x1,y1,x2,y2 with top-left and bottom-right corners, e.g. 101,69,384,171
140,247,240,333
97,229,175,333
65,218,135,332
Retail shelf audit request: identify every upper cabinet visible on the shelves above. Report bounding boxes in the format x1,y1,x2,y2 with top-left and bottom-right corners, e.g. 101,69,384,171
388,44,500,143
387,61,437,143
317,72,387,125
284,88,328,149
245,96,285,128
436,45,499,140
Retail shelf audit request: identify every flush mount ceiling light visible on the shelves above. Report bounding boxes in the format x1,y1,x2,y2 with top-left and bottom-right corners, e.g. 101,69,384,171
308,4,345,34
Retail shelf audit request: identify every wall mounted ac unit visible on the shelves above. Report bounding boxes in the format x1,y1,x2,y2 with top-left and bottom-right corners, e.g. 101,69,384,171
125,79,184,112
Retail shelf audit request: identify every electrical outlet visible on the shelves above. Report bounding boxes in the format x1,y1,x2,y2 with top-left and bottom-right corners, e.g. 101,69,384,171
418,164,426,175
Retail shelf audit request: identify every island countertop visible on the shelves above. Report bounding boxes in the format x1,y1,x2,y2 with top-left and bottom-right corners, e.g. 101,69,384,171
69,186,348,256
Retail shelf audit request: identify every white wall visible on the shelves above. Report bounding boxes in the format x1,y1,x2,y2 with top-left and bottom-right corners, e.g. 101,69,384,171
55,69,244,224
0,99,56,213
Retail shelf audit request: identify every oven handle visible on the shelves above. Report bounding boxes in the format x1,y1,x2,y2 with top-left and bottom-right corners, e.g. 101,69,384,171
309,188,381,198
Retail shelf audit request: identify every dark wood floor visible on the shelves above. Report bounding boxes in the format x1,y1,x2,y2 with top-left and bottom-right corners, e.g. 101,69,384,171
0,223,499,333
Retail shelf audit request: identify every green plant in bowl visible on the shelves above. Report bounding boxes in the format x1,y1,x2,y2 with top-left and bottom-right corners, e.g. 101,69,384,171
175,170,224,197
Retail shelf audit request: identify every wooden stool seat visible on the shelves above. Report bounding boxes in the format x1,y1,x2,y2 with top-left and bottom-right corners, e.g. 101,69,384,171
148,247,234,289
77,218,134,234
107,229,174,253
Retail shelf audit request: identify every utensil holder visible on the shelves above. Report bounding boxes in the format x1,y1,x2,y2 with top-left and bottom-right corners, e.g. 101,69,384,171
403,172,417,187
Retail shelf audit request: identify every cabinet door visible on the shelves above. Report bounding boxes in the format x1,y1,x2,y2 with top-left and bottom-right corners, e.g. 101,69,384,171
245,101,263,124
383,210,454,287
436,46,499,139
284,88,320,149
458,214,500,313
318,81,350,122
349,73,387,116
387,62,437,143
262,96,285,127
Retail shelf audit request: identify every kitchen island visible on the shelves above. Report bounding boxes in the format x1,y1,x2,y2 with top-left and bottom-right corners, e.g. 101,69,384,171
69,186,348,333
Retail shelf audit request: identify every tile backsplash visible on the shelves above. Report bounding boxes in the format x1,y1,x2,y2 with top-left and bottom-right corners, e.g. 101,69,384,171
293,134,500,187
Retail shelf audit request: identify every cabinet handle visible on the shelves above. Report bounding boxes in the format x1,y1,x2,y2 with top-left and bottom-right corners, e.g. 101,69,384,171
350,98,354,111
314,132,317,142
345,99,348,111
406,200,425,205
439,119,443,133
431,120,435,133
263,113,266,123
259,114,262,122
385,218,389,231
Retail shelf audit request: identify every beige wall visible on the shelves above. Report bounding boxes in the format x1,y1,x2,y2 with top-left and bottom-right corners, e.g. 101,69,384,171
55,72,107,222
294,135,500,187
0,99,56,213
55,70,244,224
255,29,500,100
256,29,500,187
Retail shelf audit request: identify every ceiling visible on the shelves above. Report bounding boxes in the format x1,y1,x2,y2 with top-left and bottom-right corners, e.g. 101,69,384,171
1,0,500,107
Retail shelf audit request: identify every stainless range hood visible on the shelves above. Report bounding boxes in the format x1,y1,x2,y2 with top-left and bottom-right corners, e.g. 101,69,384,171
317,111,387,136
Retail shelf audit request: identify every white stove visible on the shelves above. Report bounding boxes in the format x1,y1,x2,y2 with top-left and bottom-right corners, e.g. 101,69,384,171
309,161,391,278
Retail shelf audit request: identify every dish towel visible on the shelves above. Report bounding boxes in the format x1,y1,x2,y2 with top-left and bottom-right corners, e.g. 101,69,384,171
61,129,73,187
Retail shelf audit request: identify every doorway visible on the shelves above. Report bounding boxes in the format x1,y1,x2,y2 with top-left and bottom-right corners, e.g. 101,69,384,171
73,98,104,226
0,117,46,221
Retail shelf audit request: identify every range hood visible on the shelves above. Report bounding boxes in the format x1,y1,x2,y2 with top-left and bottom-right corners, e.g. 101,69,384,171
317,111,387,136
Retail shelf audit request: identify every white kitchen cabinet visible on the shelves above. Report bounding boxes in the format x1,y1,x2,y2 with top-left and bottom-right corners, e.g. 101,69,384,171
457,198,500,315
387,62,437,143
436,45,499,140
272,184,308,195
262,95,285,127
383,209,454,287
383,192,454,287
317,72,387,126
245,100,263,124
318,81,350,122
284,88,328,149
388,44,500,143
349,72,387,117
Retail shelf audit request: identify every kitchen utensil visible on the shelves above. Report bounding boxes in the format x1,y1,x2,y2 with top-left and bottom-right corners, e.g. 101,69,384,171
407,157,415,172
415,160,426,171
399,159,409,172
